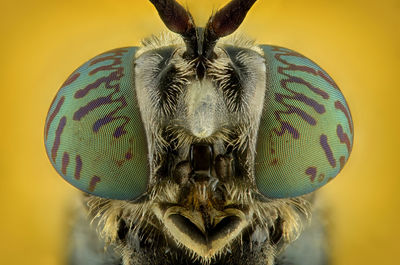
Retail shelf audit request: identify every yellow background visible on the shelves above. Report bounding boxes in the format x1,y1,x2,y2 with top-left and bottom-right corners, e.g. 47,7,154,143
1,0,399,264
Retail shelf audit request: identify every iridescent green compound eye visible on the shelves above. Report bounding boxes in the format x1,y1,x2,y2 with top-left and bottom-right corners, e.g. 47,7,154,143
44,47,149,200
255,46,353,198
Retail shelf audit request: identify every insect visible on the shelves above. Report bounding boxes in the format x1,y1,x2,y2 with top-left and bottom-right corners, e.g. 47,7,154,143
44,0,353,264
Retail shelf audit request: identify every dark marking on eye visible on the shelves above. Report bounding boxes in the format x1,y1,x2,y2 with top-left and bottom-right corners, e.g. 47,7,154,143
339,156,346,170
289,76,330,100
274,121,299,139
320,134,336,168
274,92,323,125
337,124,351,152
74,70,124,99
111,121,127,138
51,116,67,162
318,173,325,182
89,58,123,75
92,101,129,138
272,47,339,91
305,166,317,182
272,47,333,139
74,155,82,180
70,49,131,138
75,49,127,98
45,96,65,140
73,96,113,121
88,176,101,192
61,72,80,88
287,85,326,114
125,152,132,160
269,158,278,166
61,152,69,175
335,100,353,134
115,148,134,167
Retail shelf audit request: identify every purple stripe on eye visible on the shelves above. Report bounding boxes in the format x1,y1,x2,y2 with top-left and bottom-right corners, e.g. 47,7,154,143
306,166,317,182
271,47,333,140
335,100,353,134
90,96,130,138
125,152,132,159
70,49,131,139
272,47,340,90
93,116,113,131
320,134,336,168
339,156,346,170
73,96,113,121
62,152,69,175
337,124,351,152
273,120,299,139
61,72,80,88
90,55,117,66
75,155,82,180
74,70,123,99
88,176,101,192
89,48,128,67
275,93,317,125
45,96,65,140
51,116,67,162
289,76,330,100
74,49,128,99
317,173,325,183
113,126,126,138
89,60,123,75
292,93,325,114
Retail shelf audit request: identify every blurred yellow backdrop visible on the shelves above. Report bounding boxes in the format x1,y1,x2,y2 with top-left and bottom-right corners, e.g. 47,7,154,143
1,0,399,264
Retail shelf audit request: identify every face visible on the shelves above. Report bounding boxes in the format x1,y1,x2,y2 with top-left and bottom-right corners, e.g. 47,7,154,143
134,36,267,182
44,0,353,264
133,35,270,258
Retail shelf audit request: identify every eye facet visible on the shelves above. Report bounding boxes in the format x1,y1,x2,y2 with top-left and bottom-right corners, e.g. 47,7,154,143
255,46,353,198
44,47,149,200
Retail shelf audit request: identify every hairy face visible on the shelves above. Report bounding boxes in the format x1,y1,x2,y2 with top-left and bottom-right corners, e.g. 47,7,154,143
85,33,311,265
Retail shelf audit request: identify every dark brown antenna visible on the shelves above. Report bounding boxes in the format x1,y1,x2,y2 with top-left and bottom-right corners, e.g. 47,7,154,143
203,0,257,58
149,0,257,66
149,0,197,58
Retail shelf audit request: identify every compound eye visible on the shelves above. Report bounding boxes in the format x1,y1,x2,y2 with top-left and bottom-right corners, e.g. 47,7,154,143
44,48,149,200
254,46,353,198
